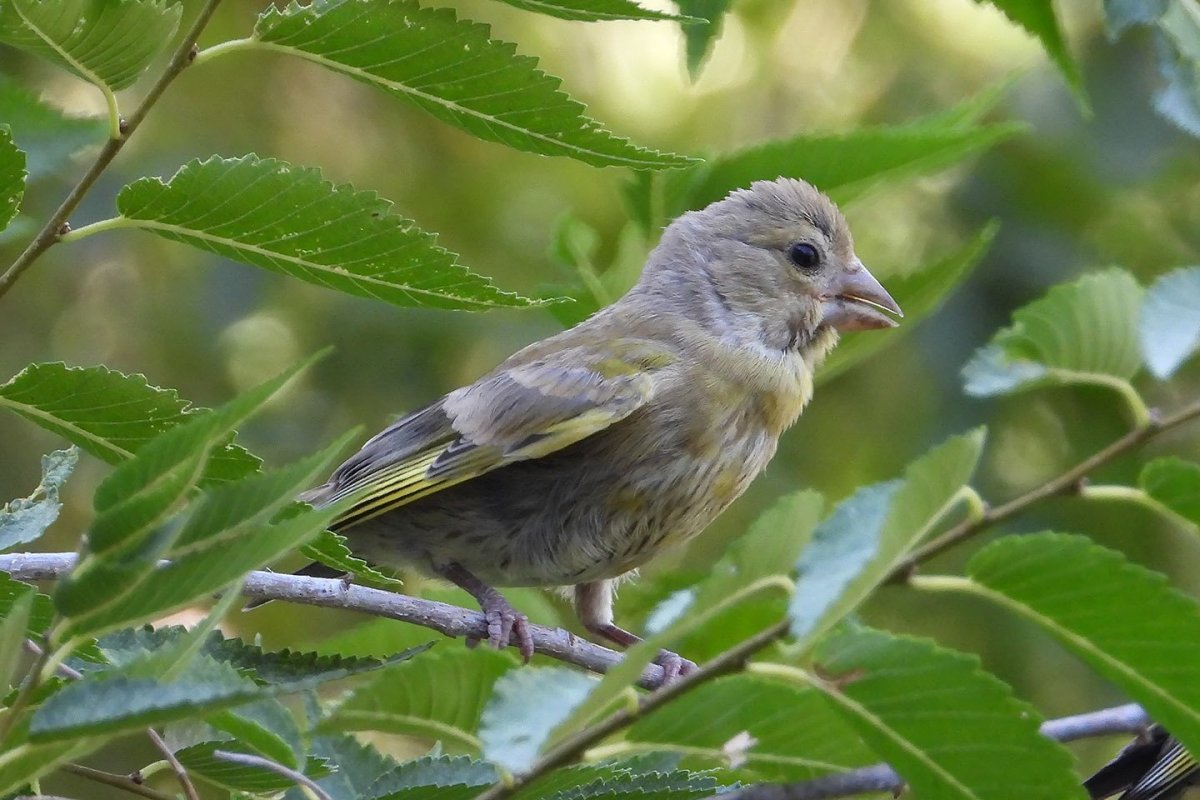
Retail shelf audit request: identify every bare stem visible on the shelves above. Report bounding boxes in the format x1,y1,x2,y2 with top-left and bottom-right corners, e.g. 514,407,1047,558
0,0,225,300
60,763,174,800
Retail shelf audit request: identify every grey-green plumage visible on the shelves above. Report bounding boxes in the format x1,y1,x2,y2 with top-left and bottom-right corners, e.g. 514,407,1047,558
303,178,901,672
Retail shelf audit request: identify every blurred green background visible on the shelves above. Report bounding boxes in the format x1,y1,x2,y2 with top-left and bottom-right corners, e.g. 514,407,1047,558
3,0,1200,787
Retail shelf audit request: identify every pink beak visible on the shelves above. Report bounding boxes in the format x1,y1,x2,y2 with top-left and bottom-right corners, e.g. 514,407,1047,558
821,260,903,332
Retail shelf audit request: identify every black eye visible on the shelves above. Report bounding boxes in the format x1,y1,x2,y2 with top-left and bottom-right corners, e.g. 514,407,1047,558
788,242,820,271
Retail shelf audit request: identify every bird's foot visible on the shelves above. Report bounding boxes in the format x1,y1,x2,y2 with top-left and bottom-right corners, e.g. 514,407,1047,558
437,562,535,663
654,649,698,684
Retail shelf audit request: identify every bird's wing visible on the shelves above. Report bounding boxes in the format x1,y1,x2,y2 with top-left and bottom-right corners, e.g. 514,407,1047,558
1120,740,1198,800
318,343,671,528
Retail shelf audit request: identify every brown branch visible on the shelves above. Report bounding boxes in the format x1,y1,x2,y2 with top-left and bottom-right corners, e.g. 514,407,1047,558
0,552,670,689
60,763,174,800
890,399,1200,581
0,0,225,300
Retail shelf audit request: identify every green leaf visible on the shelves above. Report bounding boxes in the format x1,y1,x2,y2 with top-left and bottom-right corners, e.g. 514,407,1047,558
965,533,1200,758
0,591,33,689
0,0,182,91
1140,457,1200,528
29,656,265,741
962,268,1144,396
0,448,77,553
116,155,539,310
303,530,405,590
491,0,697,23
59,502,342,639
1140,267,1200,379
94,626,430,684
208,699,304,769
478,666,598,772
0,738,101,798
977,0,1085,105
0,125,25,232
368,754,497,800
819,222,998,386
248,0,696,169
322,647,515,752
0,362,260,482
813,627,1084,800
0,75,105,180
297,735,399,800
676,0,728,78
685,113,1023,215
624,674,876,780
0,573,52,640
789,429,986,647
514,762,721,800
55,355,325,621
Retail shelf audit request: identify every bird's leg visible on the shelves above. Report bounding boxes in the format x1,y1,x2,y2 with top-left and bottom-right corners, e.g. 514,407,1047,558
436,561,534,663
574,580,698,684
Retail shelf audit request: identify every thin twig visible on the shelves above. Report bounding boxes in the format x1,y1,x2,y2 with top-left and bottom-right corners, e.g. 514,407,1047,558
718,703,1151,800
0,0,225,300
213,750,333,800
890,399,1200,580
60,763,173,800
473,620,791,800
23,640,200,800
0,553,669,689
146,729,200,800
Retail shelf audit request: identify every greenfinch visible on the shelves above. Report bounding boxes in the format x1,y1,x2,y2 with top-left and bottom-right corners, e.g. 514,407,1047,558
1086,725,1198,800
299,178,901,677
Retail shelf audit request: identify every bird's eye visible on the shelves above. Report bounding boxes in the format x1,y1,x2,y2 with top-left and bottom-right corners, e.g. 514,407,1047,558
788,242,821,271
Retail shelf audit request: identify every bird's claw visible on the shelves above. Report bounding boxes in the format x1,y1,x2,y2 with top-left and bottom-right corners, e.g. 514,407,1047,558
654,650,698,684
471,595,535,663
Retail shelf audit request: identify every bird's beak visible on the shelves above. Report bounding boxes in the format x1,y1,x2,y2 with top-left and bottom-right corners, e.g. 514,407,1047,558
821,260,903,332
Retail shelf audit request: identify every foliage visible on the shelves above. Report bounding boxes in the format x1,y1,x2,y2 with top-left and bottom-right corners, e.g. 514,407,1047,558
0,2,1198,800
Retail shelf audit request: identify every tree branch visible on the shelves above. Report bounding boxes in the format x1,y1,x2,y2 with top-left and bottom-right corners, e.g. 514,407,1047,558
0,552,669,690
721,703,1151,800
890,399,1200,580
0,0,224,300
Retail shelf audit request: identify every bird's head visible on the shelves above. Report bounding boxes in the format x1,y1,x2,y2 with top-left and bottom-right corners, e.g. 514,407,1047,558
645,178,902,354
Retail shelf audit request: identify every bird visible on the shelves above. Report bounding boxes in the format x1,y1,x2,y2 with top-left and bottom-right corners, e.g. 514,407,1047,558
295,177,901,679
1085,724,1199,800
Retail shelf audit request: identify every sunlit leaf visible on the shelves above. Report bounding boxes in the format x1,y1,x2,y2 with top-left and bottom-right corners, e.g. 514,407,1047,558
367,754,496,800
820,222,997,385
789,429,985,647
294,735,399,800
0,0,181,91
177,742,331,794
962,268,1143,396
0,448,76,553
624,674,876,781
208,698,304,769
1140,267,1200,379
0,590,33,689
0,362,260,482
116,155,540,310
0,75,105,180
1153,0,1200,137
248,0,696,169
815,627,1083,800
966,533,1200,758
0,125,25,232
977,0,1085,105
323,647,516,752
1140,457,1200,528
478,666,598,772
0,737,101,798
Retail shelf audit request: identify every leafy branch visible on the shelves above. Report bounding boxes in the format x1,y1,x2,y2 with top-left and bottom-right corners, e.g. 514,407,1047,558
0,0,225,300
